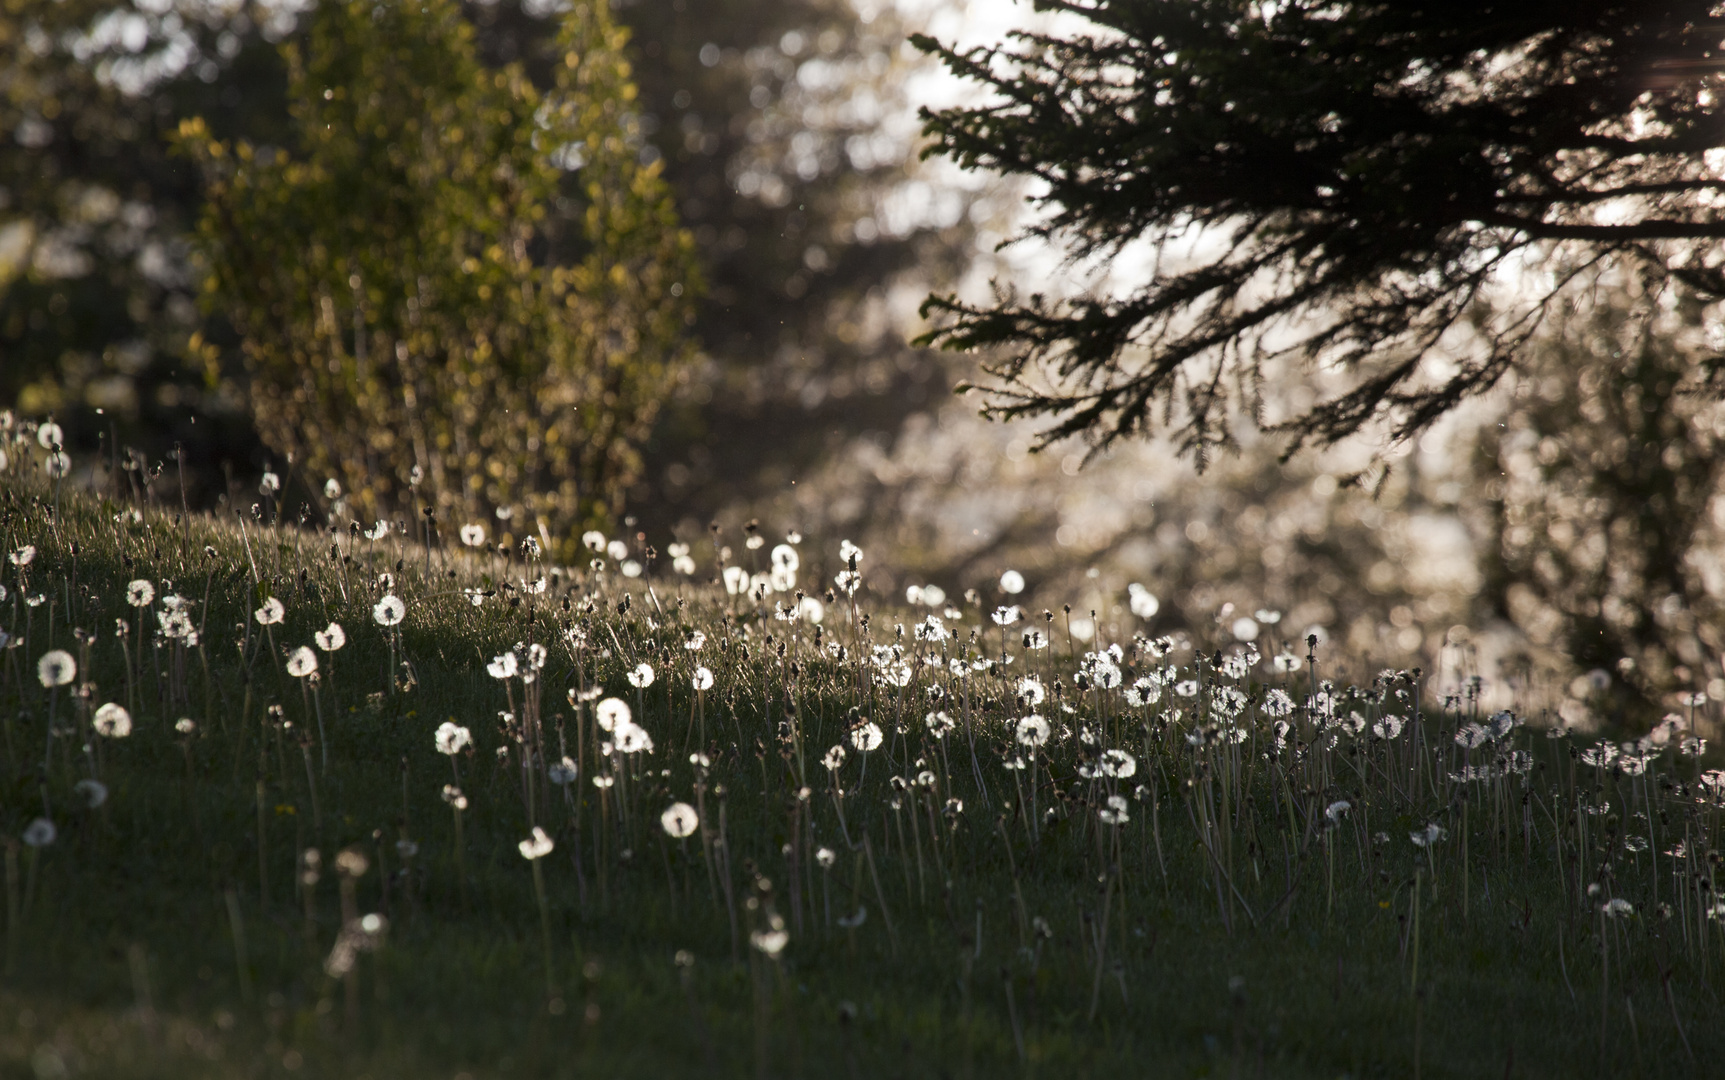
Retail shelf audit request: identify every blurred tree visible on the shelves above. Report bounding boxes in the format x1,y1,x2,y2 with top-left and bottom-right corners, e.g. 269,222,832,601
548,0,976,533
914,1,1725,464
3,0,976,533
177,0,697,540
0,1,292,495
1472,268,1725,701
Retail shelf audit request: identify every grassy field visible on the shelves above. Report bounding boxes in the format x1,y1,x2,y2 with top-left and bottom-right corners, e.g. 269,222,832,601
0,460,1720,1079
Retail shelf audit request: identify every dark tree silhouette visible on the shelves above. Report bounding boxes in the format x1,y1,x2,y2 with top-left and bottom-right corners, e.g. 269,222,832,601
915,1,1725,462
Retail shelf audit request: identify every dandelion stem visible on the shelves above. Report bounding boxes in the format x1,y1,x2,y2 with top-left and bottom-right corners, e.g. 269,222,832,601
532,857,555,999
223,887,253,1003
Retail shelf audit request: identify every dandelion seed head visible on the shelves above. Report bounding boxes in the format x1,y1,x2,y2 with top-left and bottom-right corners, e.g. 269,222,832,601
925,710,955,738
815,846,835,869
10,544,36,567
175,718,196,734
1015,715,1050,748
372,594,405,626
315,622,346,652
460,524,486,547
323,478,342,500
692,666,714,691
487,652,520,680
126,579,155,608
615,723,654,755
434,722,472,756
549,757,578,785
751,922,789,957
821,745,847,771
254,596,285,626
1410,823,1446,847
518,826,554,860
595,698,631,731
37,649,76,688
627,662,655,688
660,802,699,838
286,646,318,678
1017,677,1045,706
22,818,55,847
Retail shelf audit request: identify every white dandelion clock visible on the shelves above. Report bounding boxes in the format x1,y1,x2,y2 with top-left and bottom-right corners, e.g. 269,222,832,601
849,721,883,752
93,703,132,738
372,594,405,626
74,778,109,809
434,722,472,756
692,666,715,691
549,757,578,785
315,622,346,651
487,652,519,680
1099,794,1130,825
286,647,318,678
627,662,655,688
799,596,825,623
615,723,655,755
1016,715,1051,748
1099,748,1136,778
925,711,955,738
723,565,749,595
839,539,864,565
821,745,847,771
22,818,55,847
37,649,76,688
661,802,699,838
999,570,1025,594
518,827,554,860
594,697,631,732
460,523,486,547
1410,823,1447,848
254,596,285,626
10,544,36,567
126,579,155,608
1017,677,1046,707
751,912,789,957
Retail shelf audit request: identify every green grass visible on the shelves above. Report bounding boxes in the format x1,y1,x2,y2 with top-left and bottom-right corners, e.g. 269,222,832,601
0,469,1720,1079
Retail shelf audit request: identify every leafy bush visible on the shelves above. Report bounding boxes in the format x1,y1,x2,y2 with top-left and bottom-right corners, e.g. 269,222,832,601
178,0,697,545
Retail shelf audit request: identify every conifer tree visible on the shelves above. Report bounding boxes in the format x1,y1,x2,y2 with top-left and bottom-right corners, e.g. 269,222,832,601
915,1,1725,462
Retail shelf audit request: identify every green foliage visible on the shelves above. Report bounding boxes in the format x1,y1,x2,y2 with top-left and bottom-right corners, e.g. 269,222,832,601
178,0,697,540
914,1,1725,462
1474,268,1725,697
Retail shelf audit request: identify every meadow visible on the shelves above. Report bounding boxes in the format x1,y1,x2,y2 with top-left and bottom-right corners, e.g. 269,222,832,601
0,425,1721,1079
